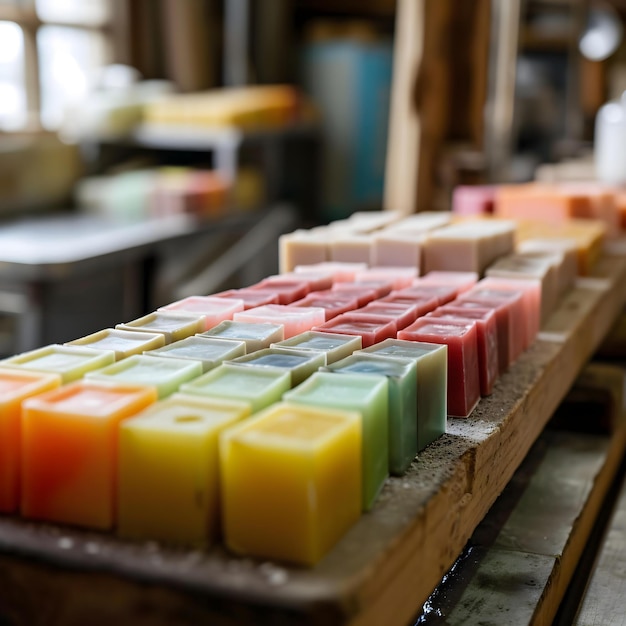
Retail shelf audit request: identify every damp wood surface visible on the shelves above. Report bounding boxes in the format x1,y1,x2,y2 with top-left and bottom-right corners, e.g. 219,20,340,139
1,252,626,626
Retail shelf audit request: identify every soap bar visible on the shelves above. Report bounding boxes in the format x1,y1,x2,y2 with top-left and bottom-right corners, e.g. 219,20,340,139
0,369,61,513
452,185,497,216
354,267,418,290
200,320,284,352
331,283,379,306
428,306,499,396
116,311,205,344
67,328,166,361
383,211,452,233
159,296,244,330
399,284,459,306
314,313,397,348
399,318,480,418
284,371,388,511
144,335,246,372
324,353,418,475
86,355,203,399
21,381,157,529
261,272,333,293
272,331,362,365
329,233,373,264
221,402,362,565
419,271,478,294
371,231,424,270
117,394,250,546
214,288,280,309
229,347,325,386
250,279,310,304
355,301,421,330
1,344,115,383
289,291,360,321
294,261,367,282
516,238,578,295
359,339,447,450
279,230,329,273
234,305,325,339
381,293,439,318
179,363,291,413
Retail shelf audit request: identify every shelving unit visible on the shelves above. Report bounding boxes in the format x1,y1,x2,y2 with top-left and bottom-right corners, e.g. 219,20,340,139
0,247,625,625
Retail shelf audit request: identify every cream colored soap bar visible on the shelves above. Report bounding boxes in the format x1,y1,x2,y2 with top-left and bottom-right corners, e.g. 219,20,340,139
329,233,374,264
117,394,250,546
371,231,425,270
516,238,578,295
422,220,515,275
221,402,362,565
279,230,329,273
116,311,205,344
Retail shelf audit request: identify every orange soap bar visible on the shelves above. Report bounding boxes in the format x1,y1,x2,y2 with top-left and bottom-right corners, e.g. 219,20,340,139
0,368,61,513
21,381,157,529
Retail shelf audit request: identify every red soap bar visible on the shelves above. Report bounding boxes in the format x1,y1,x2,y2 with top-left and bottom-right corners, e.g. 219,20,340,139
398,318,480,418
477,277,541,346
290,292,360,321
429,306,499,396
314,313,397,348
402,283,459,306
250,279,310,304
357,301,421,330
381,293,440,317
215,289,280,309
331,284,379,307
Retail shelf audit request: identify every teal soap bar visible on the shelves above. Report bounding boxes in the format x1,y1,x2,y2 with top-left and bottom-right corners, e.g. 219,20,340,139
271,331,362,365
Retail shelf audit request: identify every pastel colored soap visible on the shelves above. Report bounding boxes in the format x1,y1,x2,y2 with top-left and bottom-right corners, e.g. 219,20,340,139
284,371,389,511
354,267,418,290
272,331,362,365
116,311,205,344
399,319,480,418
359,339,447,451
117,394,250,546
67,328,166,361
180,363,291,413
419,271,479,293
279,230,329,273
429,306,499,396
329,233,374,264
357,301,421,330
0,369,61,513
144,335,246,372
221,402,361,565
21,381,157,529
314,314,397,348
214,289,280,309
324,353,418,475
201,320,284,352
452,185,496,216
330,283,379,306
271,271,334,292
289,291,360,321
1,344,115,383
234,305,325,339
229,348,325,386
371,231,424,270
294,261,367,282
404,283,459,306
381,293,439,318
250,279,310,304
86,355,203,399
159,296,244,330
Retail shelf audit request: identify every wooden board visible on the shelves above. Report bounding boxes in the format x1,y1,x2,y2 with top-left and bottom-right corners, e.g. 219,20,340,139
1,253,626,625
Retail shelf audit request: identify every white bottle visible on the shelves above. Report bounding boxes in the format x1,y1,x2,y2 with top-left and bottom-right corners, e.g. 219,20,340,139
595,97,626,183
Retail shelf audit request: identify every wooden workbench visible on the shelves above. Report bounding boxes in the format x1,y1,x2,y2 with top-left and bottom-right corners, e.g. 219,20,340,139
1,252,626,626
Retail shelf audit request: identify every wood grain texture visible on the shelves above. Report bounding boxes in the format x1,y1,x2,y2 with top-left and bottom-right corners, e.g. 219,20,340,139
1,253,626,625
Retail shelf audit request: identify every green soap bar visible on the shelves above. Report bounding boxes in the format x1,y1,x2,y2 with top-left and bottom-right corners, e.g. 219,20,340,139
179,363,291,413
67,328,165,360
324,353,417,475
284,371,388,511
359,338,447,451
86,355,202,399
271,331,362,365
200,321,284,352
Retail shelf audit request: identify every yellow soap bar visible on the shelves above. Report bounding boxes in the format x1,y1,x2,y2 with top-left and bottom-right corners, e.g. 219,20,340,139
221,402,362,566
117,394,250,546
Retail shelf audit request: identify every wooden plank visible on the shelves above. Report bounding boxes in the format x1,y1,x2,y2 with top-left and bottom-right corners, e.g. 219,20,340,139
1,253,626,625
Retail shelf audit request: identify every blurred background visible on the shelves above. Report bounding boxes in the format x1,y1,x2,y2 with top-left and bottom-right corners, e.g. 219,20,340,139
0,0,625,356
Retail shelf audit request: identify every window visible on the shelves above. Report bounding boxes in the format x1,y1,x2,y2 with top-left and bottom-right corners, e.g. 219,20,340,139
0,0,117,131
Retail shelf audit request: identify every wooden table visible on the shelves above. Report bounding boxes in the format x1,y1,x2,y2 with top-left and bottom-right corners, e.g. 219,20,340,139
1,251,626,626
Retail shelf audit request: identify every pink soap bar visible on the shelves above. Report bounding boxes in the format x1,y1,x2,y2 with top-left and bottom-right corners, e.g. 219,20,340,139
452,185,497,216
401,284,459,306
429,306,498,396
398,318,480,418
234,305,326,339
357,301,421,330
475,277,541,347
354,267,417,290
380,293,439,318
294,262,367,282
314,313,397,348
250,280,310,305
289,292,360,321
331,284,379,307
350,279,394,299
159,296,244,330
268,272,334,292
419,271,479,294
215,289,280,309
